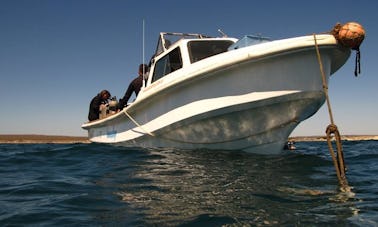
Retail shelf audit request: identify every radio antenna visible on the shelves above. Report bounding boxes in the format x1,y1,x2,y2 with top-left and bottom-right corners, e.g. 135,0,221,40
142,19,146,87
218,29,228,37
142,19,145,66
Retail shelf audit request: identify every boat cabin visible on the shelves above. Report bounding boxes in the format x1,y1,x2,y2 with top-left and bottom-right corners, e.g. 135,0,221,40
147,32,237,85
145,32,271,87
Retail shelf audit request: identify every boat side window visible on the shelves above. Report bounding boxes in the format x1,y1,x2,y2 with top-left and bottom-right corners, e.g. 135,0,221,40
152,47,182,83
188,40,234,63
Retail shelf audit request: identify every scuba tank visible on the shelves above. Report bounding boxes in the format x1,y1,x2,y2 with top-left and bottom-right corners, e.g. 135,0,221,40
99,103,108,119
109,96,118,114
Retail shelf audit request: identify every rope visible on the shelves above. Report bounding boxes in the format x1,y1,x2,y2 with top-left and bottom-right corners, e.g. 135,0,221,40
355,47,361,76
313,34,349,190
326,124,348,190
123,110,155,136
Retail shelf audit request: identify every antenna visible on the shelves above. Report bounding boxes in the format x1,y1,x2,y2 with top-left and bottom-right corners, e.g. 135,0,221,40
142,19,145,66
218,29,228,37
142,19,146,87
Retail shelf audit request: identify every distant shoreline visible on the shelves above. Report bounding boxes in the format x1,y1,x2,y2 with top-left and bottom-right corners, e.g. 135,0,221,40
0,134,90,144
0,134,377,144
290,135,378,142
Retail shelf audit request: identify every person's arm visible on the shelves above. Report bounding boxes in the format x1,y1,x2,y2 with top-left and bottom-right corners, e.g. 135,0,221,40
118,83,134,109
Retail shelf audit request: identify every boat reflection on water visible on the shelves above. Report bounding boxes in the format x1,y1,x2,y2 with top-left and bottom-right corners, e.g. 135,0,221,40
115,149,355,226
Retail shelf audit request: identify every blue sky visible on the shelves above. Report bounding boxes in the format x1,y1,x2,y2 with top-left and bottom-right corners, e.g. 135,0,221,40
0,0,377,137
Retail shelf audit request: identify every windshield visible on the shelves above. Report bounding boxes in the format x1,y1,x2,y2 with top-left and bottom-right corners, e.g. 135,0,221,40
187,40,234,63
155,32,209,56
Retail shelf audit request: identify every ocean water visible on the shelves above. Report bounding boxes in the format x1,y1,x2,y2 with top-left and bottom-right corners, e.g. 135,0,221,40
0,141,378,226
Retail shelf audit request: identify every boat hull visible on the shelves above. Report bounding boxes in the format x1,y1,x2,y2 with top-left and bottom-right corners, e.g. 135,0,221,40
82,35,350,154
115,91,324,154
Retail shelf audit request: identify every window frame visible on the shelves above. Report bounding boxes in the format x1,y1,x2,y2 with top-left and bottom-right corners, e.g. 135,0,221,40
187,40,234,63
151,47,183,83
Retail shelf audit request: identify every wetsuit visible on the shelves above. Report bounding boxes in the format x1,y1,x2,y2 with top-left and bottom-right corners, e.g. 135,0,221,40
88,94,107,121
118,75,143,109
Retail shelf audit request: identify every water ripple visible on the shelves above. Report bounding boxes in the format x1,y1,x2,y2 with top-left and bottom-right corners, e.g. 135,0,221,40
0,142,377,226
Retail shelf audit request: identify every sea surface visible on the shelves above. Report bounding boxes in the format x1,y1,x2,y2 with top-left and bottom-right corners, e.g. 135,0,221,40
1,141,378,226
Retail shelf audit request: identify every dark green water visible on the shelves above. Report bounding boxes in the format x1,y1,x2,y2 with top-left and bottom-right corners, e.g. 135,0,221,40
1,141,377,226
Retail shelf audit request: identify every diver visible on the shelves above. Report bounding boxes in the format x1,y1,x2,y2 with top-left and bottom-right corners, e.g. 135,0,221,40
88,89,111,121
118,64,149,110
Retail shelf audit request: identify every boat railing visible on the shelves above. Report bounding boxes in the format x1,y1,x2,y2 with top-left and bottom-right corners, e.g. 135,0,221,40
155,32,211,56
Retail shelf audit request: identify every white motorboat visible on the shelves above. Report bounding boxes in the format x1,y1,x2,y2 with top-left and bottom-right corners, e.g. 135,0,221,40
82,23,364,154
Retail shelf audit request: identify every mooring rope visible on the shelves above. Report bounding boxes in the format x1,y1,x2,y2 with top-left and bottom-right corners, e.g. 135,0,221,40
123,110,155,136
313,34,349,190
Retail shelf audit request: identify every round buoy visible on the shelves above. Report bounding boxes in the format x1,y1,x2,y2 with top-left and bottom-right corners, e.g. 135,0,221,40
338,22,365,50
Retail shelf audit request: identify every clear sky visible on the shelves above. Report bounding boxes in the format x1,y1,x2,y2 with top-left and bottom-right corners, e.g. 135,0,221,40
0,0,377,137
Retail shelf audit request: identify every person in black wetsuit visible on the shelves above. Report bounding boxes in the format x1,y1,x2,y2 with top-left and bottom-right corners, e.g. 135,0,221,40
118,64,149,109
88,90,111,121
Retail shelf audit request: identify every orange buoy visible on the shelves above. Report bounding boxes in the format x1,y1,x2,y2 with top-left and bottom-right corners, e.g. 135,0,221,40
338,22,365,50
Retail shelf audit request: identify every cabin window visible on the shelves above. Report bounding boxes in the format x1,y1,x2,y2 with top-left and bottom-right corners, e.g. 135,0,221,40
152,47,182,83
188,40,234,63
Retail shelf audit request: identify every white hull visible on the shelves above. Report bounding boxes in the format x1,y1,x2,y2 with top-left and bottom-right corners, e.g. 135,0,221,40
82,34,350,154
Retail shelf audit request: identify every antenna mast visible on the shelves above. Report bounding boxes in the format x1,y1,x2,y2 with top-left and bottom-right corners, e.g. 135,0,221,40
142,19,145,66
142,19,146,87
